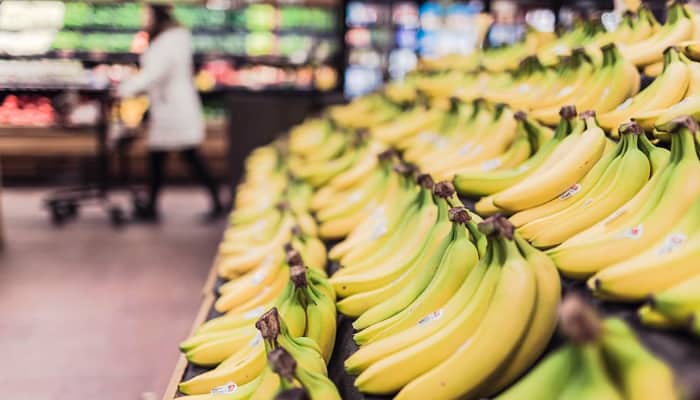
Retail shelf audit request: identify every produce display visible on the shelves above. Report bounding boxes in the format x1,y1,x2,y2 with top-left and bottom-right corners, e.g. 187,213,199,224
169,2,700,399
0,95,55,127
0,1,341,92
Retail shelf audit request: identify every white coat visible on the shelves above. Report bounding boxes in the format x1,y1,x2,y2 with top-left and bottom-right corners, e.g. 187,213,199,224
118,27,204,150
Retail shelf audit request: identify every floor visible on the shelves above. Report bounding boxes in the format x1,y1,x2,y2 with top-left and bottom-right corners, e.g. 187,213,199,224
0,187,226,400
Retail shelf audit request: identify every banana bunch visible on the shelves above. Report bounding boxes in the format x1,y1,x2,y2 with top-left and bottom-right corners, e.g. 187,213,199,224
178,308,338,400
453,110,558,197
217,198,322,280
310,146,399,240
476,109,608,215
498,295,678,400
639,273,700,336
612,6,660,46
550,116,700,282
598,46,690,135
619,1,695,67
634,51,700,130
326,160,421,267
253,344,340,400
368,101,446,146
345,216,560,399
530,44,639,126
480,31,543,72
179,263,336,395
330,178,478,317
327,93,400,130
513,121,652,248
286,127,366,188
401,102,523,181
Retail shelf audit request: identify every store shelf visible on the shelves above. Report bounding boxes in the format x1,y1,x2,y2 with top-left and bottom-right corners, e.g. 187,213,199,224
0,133,97,157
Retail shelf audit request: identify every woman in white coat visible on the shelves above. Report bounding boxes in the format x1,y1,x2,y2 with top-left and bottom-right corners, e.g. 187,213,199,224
118,4,222,222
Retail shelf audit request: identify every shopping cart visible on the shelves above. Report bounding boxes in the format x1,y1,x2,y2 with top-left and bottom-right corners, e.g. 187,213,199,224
44,94,147,227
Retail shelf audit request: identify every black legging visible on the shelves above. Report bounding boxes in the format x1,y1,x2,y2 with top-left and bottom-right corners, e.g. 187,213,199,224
147,147,221,211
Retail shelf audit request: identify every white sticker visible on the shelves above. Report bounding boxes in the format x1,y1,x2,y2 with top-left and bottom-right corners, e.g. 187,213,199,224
347,191,363,204
244,306,265,320
436,137,449,150
621,224,644,239
481,158,502,171
615,98,633,111
657,233,688,255
253,219,267,233
251,269,269,285
517,84,530,93
417,132,433,142
557,86,574,98
603,209,626,226
559,184,582,200
249,331,263,347
418,309,443,326
370,206,386,220
371,221,388,240
211,382,238,395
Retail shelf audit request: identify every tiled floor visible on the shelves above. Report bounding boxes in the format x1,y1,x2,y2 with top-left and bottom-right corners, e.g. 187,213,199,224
0,187,225,400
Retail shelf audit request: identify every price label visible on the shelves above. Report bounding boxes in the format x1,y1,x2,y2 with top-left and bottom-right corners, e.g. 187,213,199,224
211,382,238,395
558,184,581,200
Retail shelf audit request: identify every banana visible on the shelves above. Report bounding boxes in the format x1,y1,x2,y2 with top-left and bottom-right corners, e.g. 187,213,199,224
177,372,264,399
479,235,561,396
601,318,678,400
353,209,478,345
655,94,700,128
303,280,337,363
598,47,690,134
344,238,496,376
371,106,444,145
552,117,700,280
316,165,390,240
216,255,287,313
183,326,260,366
619,2,694,67
651,273,700,321
329,171,418,263
393,234,537,400
492,112,606,212
519,124,651,248
331,183,438,300
556,138,670,249
638,303,686,330
290,234,327,274
453,112,556,196
351,192,457,330
510,133,622,228
179,332,266,393
495,345,578,400
294,366,342,400
217,215,296,278
557,344,623,400
526,48,594,111
222,266,290,314
532,44,635,125
431,107,524,181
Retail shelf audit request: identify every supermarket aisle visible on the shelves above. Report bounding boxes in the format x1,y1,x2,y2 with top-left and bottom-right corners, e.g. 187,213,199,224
0,188,225,400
